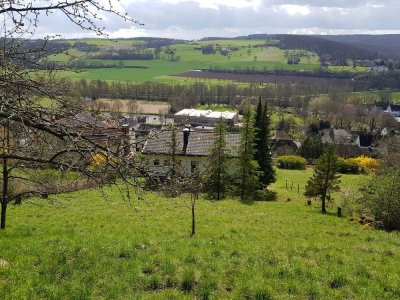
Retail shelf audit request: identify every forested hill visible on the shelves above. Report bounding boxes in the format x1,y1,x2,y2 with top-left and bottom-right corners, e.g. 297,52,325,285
316,35,400,59
236,34,400,60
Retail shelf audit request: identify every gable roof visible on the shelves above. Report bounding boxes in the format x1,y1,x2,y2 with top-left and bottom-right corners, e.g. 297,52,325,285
321,128,353,144
142,129,240,157
271,131,293,141
56,112,106,129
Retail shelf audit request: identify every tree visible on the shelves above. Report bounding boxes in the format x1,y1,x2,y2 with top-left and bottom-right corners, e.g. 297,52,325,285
305,145,341,213
203,119,231,199
299,135,324,161
0,1,140,229
254,97,275,186
161,125,185,197
236,106,260,201
362,165,400,231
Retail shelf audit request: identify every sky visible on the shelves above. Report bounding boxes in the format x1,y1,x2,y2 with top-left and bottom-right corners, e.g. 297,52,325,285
34,0,400,39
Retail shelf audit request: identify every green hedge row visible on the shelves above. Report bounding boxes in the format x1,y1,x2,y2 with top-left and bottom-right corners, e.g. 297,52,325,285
276,155,307,170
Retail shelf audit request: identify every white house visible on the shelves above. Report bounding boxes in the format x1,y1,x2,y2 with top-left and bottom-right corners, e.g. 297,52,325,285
173,109,238,126
141,128,240,177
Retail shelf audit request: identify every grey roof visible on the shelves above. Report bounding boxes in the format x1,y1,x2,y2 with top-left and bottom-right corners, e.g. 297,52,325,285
142,130,240,157
321,128,353,144
56,112,106,128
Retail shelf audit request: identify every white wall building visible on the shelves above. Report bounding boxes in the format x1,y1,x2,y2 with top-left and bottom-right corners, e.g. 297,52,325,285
141,128,240,177
173,109,238,126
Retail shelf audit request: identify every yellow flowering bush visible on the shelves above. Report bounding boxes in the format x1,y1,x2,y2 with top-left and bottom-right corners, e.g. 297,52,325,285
91,152,107,166
352,156,380,173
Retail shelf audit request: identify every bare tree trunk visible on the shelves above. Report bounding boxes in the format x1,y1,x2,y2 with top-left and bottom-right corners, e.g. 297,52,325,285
0,203,6,230
191,200,195,237
1,123,9,230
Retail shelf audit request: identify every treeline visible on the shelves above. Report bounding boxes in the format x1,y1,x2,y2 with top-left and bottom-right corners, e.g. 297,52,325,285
354,72,400,90
94,49,155,60
70,78,342,111
139,37,186,48
67,61,148,69
206,66,357,79
204,67,400,92
73,42,101,52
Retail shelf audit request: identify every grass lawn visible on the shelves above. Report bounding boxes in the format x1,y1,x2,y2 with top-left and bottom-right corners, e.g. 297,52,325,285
1,169,399,299
51,39,326,83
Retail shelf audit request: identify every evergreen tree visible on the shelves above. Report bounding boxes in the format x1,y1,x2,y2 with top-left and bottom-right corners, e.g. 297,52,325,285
162,125,184,197
305,145,341,213
299,135,324,161
204,119,231,199
237,106,260,201
254,97,276,186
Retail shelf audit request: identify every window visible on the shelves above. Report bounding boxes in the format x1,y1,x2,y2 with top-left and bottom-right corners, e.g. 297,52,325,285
191,161,199,173
153,159,160,166
164,159,170,166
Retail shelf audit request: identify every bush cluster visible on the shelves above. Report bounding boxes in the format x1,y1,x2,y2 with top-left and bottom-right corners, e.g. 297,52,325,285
337,158,359,174
276,155,306,170
353,156,380,173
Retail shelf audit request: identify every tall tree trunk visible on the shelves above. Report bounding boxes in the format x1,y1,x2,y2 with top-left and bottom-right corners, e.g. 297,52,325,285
321,193,327,214
191,200,195,237
1,122,10,229
0,203,6,230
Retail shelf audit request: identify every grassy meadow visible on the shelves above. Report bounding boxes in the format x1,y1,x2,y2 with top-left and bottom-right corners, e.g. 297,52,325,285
1,169,400,299
49,38,364,84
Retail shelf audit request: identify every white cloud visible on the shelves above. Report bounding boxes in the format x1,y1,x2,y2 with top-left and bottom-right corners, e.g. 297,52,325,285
25,0,400,39
160,0,261,9
280,4,311,16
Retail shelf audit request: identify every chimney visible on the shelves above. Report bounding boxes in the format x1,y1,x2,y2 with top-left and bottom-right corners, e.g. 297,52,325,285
121,124,130,156
182,128,190,154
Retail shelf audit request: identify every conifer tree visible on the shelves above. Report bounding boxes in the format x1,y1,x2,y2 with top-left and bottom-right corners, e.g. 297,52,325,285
254,97,276,186
204,119,231,199
299,135,324,161
305,145,341,213
237,106,260,201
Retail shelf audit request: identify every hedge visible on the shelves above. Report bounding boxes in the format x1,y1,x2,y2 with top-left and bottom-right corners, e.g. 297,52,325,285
276,155,307,170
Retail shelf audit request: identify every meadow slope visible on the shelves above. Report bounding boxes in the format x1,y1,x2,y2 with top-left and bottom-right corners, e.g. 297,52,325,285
1,170,399,299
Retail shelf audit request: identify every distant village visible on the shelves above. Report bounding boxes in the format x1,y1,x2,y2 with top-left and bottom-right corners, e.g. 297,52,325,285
58,97,400,177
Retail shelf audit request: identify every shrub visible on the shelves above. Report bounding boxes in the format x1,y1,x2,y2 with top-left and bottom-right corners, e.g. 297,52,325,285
353,156,380,173
337,158,359,174
362,166,400,231
276,155,306,170
255,189,278,201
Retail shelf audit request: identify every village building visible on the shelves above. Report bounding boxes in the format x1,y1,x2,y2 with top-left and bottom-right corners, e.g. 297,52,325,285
321,128,354,144
173,109,238,126
270,131,301,155
141,128,240,177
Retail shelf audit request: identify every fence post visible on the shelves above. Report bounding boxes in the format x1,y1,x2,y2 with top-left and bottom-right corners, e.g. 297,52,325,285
337,207,342,218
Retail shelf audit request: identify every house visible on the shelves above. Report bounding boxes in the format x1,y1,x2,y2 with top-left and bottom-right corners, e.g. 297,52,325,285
141,128,240,177
321,128,353,144
369,66,389,73
270,131,301,155
384,104,400,122
56,112,136,155
173,109,238,126
354,133,375,148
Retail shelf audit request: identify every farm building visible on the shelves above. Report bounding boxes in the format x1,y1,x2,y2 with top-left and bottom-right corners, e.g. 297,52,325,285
173,109,238,126
141,128,240,177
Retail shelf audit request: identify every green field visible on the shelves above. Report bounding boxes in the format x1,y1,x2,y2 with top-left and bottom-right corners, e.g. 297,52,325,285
50,38,348,83
2,169,399,299
347,90,400,103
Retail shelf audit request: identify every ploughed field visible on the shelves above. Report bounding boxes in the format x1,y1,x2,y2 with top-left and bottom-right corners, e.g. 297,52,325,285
173,70,353,86
1,170,399,299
